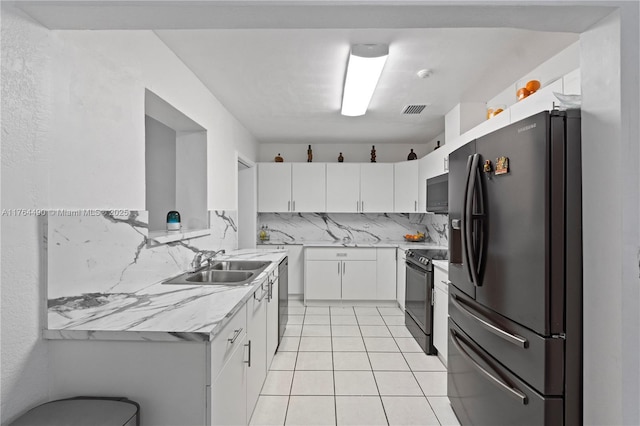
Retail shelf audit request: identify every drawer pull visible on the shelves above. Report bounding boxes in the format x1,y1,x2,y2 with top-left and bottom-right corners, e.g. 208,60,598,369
228,328,243,344
336,253,347,257
451,294,528,348
450,328,528,405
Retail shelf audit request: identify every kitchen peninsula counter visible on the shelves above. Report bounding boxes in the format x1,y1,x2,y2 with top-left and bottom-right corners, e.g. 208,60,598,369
44,249,287,343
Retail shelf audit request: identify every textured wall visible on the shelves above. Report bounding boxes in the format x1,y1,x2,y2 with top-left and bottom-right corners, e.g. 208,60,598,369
1,6,53,423
1,5,257,422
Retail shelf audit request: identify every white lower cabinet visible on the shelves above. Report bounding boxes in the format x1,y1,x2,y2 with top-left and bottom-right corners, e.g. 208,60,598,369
246,282,268,421
211,333,248,426
305,248,397,302
285,245,303,296
341,260,377,300
376,248,396,301
305,260,342,300
396,248,407,310
433,264,449,367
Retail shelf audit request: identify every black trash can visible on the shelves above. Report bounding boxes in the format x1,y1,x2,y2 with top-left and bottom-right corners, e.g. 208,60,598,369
10,396,140,426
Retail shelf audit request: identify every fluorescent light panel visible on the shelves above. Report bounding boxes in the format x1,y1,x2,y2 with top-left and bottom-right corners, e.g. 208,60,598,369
341,44,389,117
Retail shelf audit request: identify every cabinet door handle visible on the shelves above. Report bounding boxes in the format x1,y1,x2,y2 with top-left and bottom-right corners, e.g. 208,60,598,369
288,201,291,211
293,200,296,211
356,201,359,212
256,286,268,302
228,328,243,343
343,261,346,275
361,201,364,212
415,200,417,212
338,262,340,275
244,341,251,367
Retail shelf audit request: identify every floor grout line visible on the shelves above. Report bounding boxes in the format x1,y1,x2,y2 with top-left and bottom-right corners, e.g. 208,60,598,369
269,303,452,426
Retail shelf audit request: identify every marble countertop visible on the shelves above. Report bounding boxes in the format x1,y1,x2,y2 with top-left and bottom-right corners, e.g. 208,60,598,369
258,241,447,251
44,249,287,343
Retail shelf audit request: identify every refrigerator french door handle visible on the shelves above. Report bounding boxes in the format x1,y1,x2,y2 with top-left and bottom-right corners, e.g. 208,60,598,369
449,328,528,405
465,154,481,286
461,155,474,283
474,162,486,286
451,294,528,348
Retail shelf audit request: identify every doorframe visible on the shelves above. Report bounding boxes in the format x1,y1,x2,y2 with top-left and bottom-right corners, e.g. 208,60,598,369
236,152,257,249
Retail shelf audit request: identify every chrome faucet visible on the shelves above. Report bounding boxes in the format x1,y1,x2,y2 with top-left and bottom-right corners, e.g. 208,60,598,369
190,249,225,272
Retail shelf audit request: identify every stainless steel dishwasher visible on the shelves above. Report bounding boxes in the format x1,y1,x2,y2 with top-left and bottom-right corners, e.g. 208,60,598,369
278,257,288,345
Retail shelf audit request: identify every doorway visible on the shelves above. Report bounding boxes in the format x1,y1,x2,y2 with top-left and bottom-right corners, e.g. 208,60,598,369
237,154,257,249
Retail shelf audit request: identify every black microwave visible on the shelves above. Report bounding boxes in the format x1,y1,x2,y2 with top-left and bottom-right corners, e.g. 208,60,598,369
426,174,448,213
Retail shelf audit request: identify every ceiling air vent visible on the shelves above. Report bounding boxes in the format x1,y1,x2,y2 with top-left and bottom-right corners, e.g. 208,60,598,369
402,105,427,115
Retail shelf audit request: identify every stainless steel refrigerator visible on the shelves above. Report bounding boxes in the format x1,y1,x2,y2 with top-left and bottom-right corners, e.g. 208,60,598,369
447,109,582,425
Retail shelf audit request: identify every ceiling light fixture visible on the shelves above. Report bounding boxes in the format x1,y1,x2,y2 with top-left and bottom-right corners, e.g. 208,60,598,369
341,44,389,117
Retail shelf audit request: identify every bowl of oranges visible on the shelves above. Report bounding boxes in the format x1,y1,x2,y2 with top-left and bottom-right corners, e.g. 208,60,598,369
516,79,541,102
404,232,426,242
486,104,506,120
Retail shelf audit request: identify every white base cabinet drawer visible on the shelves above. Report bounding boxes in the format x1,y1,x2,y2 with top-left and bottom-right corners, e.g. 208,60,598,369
210,303,247,380
305,247,376,261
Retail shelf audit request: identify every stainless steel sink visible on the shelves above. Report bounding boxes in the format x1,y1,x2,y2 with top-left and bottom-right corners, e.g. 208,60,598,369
162,259,271,286
187,270,254,284
209,261,269,271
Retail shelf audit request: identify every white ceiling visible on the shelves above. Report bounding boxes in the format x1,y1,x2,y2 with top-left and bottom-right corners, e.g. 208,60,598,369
17,1,615,145
155,28,578,144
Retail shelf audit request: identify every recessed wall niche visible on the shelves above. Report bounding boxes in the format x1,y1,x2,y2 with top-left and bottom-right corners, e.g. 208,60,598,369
145,89,208,240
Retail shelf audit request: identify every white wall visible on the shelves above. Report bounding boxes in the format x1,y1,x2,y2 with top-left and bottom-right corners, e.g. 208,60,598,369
619,4,640,424
488,41,581,108
145,116,177,231
1,7,53,422
581,7,640,426
258,142,431,163
0,4,259,423
47,29,257,209
176,131,208,230
237,165,257,249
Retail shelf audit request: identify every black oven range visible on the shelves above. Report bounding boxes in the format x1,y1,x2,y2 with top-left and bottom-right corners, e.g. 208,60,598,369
404,249,448,355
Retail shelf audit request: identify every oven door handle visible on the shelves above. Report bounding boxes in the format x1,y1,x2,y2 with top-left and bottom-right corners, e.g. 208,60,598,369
450,328,528,405
406,261,428,274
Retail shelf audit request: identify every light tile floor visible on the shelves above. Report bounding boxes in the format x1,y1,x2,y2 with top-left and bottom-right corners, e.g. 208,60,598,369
250,301,460,426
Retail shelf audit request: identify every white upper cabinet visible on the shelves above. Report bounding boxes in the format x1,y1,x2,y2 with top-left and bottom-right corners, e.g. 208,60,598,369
258,163,326,212
258,163,292,212
326,163,360,213
360,163,394,213
394,161,419,212
292,163,326,212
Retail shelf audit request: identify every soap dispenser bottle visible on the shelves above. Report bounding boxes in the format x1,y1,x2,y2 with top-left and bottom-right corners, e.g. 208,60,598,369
259,225,269,242
166,211,181,231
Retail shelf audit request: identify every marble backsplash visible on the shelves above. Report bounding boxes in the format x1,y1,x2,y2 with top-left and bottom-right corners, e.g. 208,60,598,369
47,210,237,299
257,213,448,246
